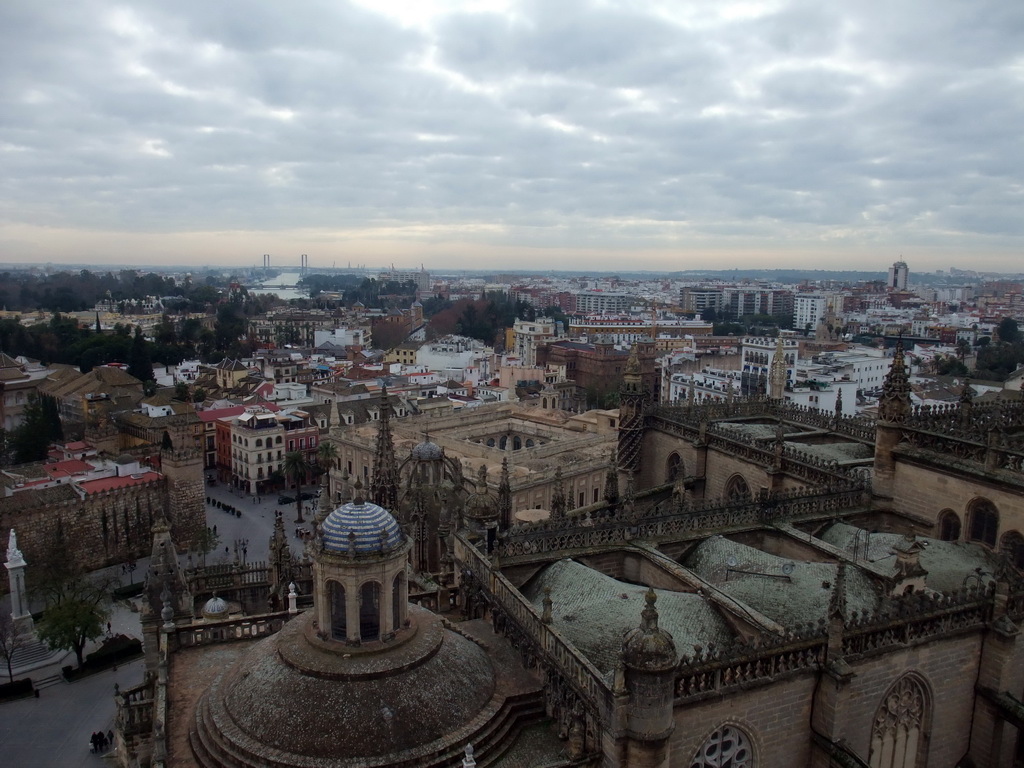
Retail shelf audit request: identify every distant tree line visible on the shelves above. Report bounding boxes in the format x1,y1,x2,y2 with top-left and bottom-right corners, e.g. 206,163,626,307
426,293,532,347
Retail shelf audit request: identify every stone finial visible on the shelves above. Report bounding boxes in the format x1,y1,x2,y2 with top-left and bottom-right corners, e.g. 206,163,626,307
612,653,627,695
541,586,553,624
622,588,676,672
834,387,843,418
160,585,175,630
641,588,659,631
352,478,365,506
462,743,477,768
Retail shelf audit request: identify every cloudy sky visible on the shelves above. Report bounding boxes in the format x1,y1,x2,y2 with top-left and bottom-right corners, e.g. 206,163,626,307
1,0,1022,272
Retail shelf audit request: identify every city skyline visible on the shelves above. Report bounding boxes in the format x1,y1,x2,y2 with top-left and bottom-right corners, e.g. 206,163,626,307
2,1,1023,271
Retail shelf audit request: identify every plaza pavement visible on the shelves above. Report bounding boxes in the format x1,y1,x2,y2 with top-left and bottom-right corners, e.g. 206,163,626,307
0,480,314,766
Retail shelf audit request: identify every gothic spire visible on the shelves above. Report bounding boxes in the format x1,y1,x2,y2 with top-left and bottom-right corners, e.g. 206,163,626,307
769,334,787,400
618,343,648,474
878,338,911,423
603,449,619,505
828,561,847,621
370,385,399,510
315,469,333,524
551,467,567,519
497,456,512,531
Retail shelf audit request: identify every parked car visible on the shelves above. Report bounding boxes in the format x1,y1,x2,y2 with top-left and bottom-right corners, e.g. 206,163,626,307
278,495,295,505
298,492,316,501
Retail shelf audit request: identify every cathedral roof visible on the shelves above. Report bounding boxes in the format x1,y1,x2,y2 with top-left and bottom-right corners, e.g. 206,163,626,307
684,536,881,626
521,559,730,675
197,608,500,763
820,523,998,593
321,499,403,554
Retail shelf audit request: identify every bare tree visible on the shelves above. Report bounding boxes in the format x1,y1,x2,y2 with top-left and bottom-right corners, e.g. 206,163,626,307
0,613,28,683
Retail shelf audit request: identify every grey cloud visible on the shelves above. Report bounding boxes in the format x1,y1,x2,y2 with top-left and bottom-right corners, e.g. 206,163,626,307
1,0,1022,266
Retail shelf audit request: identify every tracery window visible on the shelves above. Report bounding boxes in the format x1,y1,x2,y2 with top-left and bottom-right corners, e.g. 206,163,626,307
689,724,753,768
937,510,960,541
869,675,927,768
725,475,751,502
667,453,682,482
968,499,999,547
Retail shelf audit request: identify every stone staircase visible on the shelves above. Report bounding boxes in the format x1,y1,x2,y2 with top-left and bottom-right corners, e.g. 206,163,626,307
9,639,67,679
189,686,548,768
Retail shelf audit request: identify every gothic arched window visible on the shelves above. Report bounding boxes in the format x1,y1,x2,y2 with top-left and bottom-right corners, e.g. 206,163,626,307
667,453,682,482
689,724,753,768
869,675,928,768
1000,530,1024,569
725,475,751,502
968,499,999,547
937,510,960,541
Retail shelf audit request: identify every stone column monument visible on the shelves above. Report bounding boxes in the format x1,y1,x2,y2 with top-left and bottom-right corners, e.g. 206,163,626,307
5,529,35,637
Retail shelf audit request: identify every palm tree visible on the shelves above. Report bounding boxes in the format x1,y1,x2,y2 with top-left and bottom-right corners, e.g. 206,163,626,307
316,441,338,474
283,451,310,523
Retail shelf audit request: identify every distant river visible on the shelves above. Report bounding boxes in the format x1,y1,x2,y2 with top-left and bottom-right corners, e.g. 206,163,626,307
249,271,306,300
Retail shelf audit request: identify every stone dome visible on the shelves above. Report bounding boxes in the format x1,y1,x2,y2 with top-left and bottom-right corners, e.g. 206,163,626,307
202,596,228,620
322,500,403,554
411,440,444,461
192,608,499,765
622,589,677,672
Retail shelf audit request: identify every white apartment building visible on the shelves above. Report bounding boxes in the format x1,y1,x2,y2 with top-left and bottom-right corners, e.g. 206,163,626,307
512,317,558,367
574,292,631,315
810,348,894,394
740,337,798,396
794,295,828,331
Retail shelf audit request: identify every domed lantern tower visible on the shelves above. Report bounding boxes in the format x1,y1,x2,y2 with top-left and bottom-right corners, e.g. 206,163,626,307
313,482,411,645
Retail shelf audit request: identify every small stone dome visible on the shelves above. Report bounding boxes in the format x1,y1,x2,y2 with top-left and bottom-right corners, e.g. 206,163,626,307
115,453,136,465
622,589,676,672
411,440,444,461
202,596,229,620
322,499,403,554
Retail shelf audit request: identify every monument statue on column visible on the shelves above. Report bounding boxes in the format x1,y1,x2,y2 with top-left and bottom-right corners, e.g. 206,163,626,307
5,530,35,637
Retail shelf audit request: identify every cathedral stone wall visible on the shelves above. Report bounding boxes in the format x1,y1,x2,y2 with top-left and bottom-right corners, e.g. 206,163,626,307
890,454,1024,541
833,634,982,766
701,452,771,500
670,675,816,767
671,634,981,767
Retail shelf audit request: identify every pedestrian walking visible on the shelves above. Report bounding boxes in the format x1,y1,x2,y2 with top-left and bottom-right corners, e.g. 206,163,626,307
108,729,114,746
